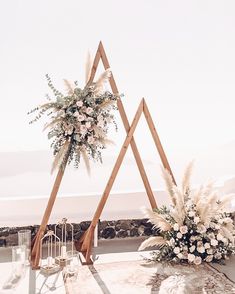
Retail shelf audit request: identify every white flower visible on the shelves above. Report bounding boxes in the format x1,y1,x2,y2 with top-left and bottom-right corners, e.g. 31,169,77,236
216,233,223,241
208,232,215,239
210,239,218,246
86,107,93,115
207,248,213,255
222,238,228,245
215,224,220,230
194,256,202,265
197,241,203,247
180,226,188,234
214,252,222,259
80,125,87,134
169,238,175,246
97,114,104,122
188,211,195,217
188,253,195,262
176,232,182,239
189,245,195,253
88,136,95,144
205,255,213,262
204,243,210,249
190,236,196,242
194,217,200,224
177,253,184,259
76,101,83,107
173,223,179,231
85,122,91,128
173,247,180,254
77,114,85,121
197,224,206,234
97,120,104,128
197,246,205,254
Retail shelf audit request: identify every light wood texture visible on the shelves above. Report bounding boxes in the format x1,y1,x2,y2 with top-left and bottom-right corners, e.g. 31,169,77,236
143,100,176,185
31,152,69,269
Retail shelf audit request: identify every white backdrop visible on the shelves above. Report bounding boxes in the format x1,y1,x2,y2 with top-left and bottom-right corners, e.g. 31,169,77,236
0,0,235,199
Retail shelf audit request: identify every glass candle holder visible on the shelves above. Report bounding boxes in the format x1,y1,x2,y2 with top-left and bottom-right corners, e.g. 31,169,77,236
12,245,26,277
18,229,31,264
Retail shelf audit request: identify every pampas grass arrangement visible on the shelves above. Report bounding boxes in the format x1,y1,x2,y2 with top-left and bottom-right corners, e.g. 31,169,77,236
139,163,235,265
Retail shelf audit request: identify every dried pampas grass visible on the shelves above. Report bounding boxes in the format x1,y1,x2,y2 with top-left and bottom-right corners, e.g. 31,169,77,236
182,161,194,198
93,69,111,95
81,149,91,176
138,236,166,251
161,166,176,206
141,207,172,231
63,79,75,95
51,141,70,174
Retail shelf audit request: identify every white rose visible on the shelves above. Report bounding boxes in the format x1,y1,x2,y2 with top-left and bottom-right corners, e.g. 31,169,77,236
197,224,207,234
214,252,222,259
188,211,195,217
194,256,202,265
197,246,205,254
173,247,180,254
197,241,203,247
76,101,83,107
80,125,87,134
86,107,93,115
85,122,91,128
208,232,215,239
77,114,85,122
210,239,218,246
222,238,228,245
169,238,175,246
215,224,220,230
88,136,95,144
97,120,104,128
216,233,223,241
205,255,213,262
188,253,195,262
189,245,195,253
190,236,196,242
204,243,210,249
207,248,213,255
176,232,182,239
194,217,200,224
180,226,188,234
173,223,179,231
177,253,184,259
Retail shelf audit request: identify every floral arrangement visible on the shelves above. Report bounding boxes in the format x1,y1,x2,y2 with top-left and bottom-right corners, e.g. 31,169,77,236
139,163,235,265
28,56,119,174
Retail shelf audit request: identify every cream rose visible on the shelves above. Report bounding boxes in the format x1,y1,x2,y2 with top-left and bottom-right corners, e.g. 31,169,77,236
173,247,180,254
194,256,202,265
188,253,195,262
210,239,218,246
179,226,188,234
173,223,179,231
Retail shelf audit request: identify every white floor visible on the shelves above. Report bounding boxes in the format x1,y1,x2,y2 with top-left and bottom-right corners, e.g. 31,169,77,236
0,238,234,293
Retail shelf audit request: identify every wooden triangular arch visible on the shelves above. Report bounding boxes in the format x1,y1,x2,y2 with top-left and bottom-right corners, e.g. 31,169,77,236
31,42,175,269
75,98,176,264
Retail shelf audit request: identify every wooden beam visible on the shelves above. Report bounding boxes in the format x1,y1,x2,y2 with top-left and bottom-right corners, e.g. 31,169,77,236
143,100,176,185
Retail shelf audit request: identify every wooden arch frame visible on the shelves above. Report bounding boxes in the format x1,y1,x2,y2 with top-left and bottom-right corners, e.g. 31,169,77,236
31,41,175,269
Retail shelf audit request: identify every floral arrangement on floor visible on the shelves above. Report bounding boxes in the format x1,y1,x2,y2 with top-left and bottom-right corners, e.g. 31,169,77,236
28,55,119,174
139,162,235,265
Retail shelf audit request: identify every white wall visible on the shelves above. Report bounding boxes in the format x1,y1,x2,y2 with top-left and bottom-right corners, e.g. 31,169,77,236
0,1,235,199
